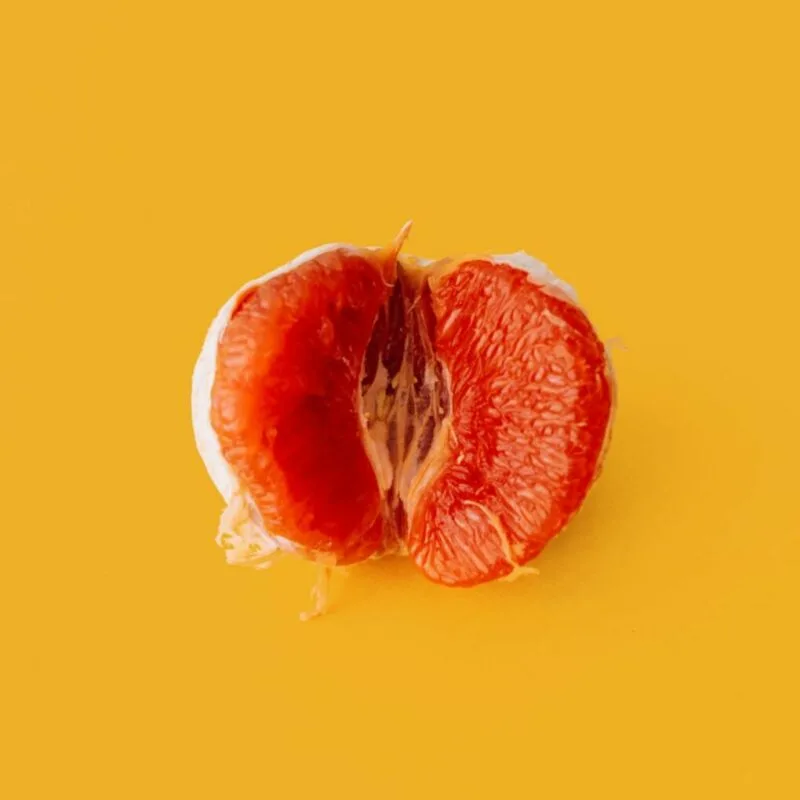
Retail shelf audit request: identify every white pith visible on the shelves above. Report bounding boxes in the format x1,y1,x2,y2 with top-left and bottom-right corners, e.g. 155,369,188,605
191,243,611,569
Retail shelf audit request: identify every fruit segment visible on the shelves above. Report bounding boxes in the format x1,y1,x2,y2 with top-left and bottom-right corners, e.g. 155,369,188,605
406,259,613,586
211,248,390,563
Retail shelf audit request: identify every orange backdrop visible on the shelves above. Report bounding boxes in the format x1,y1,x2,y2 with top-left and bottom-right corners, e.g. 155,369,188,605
2,2,798,798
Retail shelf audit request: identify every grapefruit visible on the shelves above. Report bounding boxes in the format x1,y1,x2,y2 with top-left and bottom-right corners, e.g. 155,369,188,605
192,225,615,599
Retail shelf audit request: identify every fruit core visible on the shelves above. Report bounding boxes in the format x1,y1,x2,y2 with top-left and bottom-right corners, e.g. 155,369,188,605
359,261,452,552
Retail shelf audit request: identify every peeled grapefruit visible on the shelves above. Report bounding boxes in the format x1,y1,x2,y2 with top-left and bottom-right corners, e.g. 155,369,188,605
192,225,615,600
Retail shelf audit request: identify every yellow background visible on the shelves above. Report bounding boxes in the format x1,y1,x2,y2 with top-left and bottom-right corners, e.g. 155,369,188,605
2,2,798,797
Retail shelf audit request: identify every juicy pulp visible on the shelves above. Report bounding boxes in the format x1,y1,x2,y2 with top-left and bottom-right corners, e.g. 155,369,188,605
193,241,614,586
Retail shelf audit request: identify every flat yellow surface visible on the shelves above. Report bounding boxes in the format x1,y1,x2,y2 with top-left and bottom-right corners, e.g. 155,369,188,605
2,2,798,798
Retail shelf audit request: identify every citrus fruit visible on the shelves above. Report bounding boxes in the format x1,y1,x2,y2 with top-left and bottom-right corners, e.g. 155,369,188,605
192,225,615,598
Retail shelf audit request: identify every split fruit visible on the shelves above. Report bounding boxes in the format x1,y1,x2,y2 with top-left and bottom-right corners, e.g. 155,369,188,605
192,225,615,600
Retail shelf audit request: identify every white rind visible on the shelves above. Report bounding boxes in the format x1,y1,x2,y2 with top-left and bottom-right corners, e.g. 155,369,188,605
490,251,578,302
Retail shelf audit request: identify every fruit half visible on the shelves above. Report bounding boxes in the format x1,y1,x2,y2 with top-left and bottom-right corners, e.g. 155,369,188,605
192,226,615,589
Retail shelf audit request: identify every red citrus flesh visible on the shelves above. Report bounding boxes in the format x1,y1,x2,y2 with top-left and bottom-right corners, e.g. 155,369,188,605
408,260,612,586
211,250,390,563
209,248,613,584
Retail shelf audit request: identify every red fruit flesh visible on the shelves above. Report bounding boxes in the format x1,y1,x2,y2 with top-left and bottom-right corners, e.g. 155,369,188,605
210,249,612,583
407,260,612,586
211,250,390,563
